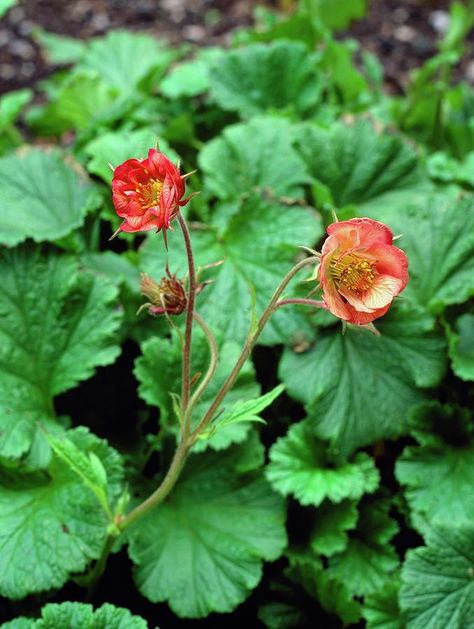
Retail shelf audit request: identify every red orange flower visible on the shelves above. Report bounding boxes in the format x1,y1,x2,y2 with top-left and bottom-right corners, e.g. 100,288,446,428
111,148,191,236
318,218,408,325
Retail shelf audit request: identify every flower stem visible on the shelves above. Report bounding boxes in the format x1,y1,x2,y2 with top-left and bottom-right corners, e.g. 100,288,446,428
185,311,219,420
276,298,325,309
178,213,197,430
117,255,318,534
118,436,191,532
190,256,319,442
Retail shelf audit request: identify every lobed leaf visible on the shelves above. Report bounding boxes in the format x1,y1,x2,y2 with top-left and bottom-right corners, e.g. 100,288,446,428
209,40,322,117
0,149,96,246
0,247,122,464
400,525,474,628
127,441,287,618
447,313,474,381
279,304,447,454
0,428,123,599
266,419,379,505
3,601,148,628
198,117,312,201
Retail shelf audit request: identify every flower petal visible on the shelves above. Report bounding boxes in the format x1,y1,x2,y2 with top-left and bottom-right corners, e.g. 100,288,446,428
361,275,403,309
327,217,393,249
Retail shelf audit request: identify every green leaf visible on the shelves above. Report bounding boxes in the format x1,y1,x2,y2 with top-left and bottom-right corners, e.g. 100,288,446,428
320,40,369,105
84,128,178,184
127,442,287,618
327,497,399,597
439,0,474,54
198,117,312,201
31,72,118,134
310,500,359,556
0,247,122,463
286,552,361,624
304,0,367,31
0,89,32,130
0,149,96,246
135,329,259,451
372,196,474,312
44,433,111,517
0,0,16,19
363,578,403,629
33,29,86,64
0,428,122,599
396,403,474,527
84,130,157,180
295,120,429,213
448,313,474,380
161,47,224,98
4,601,148,628
80,31,175,93
258,600,306,629
279,304,447,455
203,384,285,437
400,525,474,628
209,40,322,117
266,420,379,505
139,193,322,345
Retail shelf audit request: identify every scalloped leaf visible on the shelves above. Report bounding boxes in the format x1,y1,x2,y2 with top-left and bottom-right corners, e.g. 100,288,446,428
3,601,148,628
198,117,312,201
128,442,287,618
400,525,474,628
0,428,123,599
0,247,122,464
80,30,175,93
209,40,322,117
266,420,379,505
448,313,474,381
279,304,446,455
0,149,96,246
295,120,429,213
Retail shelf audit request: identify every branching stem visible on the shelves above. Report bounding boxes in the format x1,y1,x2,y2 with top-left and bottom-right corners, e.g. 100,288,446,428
190,255,319,441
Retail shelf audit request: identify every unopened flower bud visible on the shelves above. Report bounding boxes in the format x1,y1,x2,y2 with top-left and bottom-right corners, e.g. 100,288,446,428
139,272,187,316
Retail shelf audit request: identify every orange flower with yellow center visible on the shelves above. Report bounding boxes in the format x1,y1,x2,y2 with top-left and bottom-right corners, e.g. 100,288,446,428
318,218,409,325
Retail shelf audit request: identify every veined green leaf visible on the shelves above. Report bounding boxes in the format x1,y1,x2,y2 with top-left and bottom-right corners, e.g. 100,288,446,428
0,149,97,246
0,428,123,599
3,601,148,628
279,304,446,454
209,40,322,117
400,525,474,628
0,247,122,464
128,441,287,618
266,420,379,505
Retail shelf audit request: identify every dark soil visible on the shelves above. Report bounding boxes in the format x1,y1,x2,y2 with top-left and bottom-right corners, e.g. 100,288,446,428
1,0,473,96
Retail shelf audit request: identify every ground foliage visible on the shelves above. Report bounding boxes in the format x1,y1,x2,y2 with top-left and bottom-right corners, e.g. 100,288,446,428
1,1,474,627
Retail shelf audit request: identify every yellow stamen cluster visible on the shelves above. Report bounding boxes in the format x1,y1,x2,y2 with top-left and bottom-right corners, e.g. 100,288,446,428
136,179,163,210
331,254,376,292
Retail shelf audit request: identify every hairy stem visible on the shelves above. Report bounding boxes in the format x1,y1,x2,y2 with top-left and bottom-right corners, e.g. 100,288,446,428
118,437,191,532
184,311,219,422
276,297,325,309
178,213,197,430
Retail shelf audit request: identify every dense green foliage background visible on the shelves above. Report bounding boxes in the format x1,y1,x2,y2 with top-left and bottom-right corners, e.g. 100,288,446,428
1,1,474,627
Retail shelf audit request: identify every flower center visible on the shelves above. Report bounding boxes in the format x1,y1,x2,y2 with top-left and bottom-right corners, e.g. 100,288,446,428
331,253,376,292
136,179,163,210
